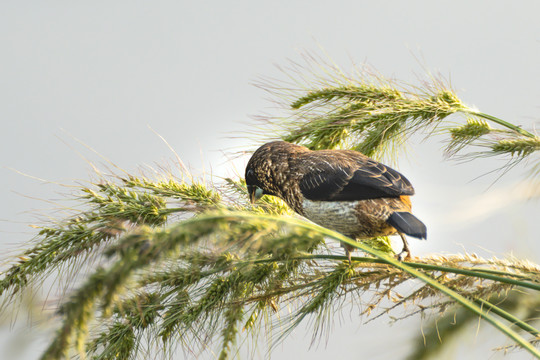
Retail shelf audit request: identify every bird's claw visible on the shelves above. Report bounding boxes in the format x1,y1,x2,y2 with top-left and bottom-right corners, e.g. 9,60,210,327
396,250,411,262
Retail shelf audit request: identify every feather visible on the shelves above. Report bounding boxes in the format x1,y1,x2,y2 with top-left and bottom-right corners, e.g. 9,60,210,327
386,212,427,240
245,141,428,259
298,152,414,201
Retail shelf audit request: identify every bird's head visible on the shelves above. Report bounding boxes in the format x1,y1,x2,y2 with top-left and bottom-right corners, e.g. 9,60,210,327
245,141,307,204
245,141,295,204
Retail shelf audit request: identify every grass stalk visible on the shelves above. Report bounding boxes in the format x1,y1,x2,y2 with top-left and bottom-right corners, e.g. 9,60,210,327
475,297,540,337
249,254,540,292
466,110,538,139
201,212,540,358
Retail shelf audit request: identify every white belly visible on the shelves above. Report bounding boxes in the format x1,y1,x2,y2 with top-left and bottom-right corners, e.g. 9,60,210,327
301,199,361,236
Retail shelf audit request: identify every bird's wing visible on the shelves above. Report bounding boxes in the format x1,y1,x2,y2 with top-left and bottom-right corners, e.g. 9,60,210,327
298,154,415,201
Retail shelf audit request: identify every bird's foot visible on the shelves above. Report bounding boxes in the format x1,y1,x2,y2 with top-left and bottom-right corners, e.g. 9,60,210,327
396,250,411,262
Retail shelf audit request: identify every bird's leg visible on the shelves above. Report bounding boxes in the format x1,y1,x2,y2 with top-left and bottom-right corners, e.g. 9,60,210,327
344,245,353,265
396,232,411,261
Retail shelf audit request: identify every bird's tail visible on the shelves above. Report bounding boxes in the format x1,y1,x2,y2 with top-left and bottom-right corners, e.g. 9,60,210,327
386,212,427,240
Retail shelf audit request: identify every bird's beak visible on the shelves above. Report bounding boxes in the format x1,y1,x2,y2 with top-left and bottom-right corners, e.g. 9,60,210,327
247,185,264,204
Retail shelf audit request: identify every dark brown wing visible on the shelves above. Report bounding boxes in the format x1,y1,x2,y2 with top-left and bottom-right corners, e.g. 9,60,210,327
298,153,414,201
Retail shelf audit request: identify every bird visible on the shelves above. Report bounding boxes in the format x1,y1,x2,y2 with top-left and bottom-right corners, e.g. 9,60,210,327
245,141,427,263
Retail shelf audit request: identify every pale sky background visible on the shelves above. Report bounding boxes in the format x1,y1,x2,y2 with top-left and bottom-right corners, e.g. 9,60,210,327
1,1,540,359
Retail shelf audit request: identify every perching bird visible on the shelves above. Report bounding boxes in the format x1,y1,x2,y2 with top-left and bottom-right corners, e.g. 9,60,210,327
245,141,426,263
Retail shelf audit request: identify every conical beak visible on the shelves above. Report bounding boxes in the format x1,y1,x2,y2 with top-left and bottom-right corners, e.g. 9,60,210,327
247,185,263,204
248,185,256,204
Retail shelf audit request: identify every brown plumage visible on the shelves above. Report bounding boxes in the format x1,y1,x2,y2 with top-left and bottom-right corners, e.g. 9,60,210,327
245,141,427,263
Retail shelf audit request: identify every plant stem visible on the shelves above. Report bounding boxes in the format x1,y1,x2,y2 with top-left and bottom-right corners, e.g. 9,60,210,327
475,298,540,337
252,254,540,292
201,212,540,358
465,110,538,139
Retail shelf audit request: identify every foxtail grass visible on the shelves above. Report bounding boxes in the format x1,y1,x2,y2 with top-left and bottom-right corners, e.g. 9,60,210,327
2,54,540,359
253,53,539,174
2,167,539,359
